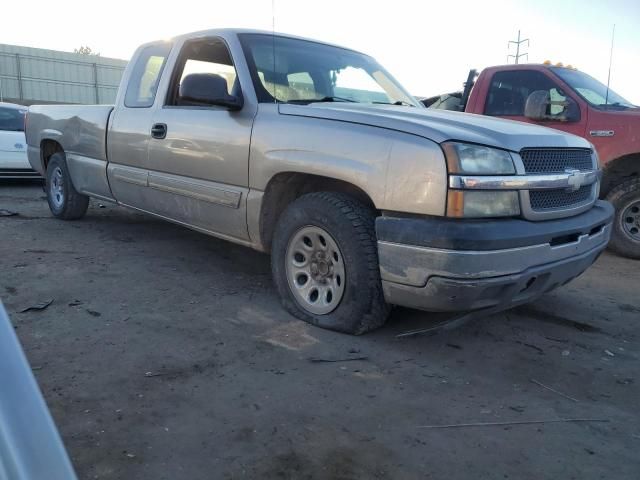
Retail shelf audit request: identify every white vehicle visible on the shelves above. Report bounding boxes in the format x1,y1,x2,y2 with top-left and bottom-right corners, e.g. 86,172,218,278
0,103,38,178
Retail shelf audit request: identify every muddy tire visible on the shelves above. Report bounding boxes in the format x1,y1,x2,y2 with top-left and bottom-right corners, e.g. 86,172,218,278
606,177,640,259
271,192,390,334
45,152,89,220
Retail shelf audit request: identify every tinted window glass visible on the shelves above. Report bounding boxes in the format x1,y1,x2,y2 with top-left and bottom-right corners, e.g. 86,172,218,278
125,43,172,108
485,70,560,116
0,107,26,131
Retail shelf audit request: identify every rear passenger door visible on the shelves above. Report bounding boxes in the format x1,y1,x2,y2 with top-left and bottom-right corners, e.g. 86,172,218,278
107,43,172,208
145,36,254,241
483,69,586,138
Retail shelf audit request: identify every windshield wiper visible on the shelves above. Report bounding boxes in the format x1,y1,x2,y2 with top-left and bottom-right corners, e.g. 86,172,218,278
372,100,415,107
286,96,357,105
598,102,635,109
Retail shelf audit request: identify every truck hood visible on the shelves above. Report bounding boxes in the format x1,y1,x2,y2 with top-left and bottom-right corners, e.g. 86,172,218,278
279,103,590,151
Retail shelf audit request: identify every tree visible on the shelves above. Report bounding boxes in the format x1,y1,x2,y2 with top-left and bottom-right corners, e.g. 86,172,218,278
74,46,100,56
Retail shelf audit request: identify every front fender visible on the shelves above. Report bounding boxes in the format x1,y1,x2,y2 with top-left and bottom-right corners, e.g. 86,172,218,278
249,106,448,215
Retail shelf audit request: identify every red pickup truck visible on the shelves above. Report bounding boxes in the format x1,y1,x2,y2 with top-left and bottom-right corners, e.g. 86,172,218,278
423,64,640,258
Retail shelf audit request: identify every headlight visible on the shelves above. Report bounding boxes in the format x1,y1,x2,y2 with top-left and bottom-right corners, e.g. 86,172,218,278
447,190,520,217
443,142,515,174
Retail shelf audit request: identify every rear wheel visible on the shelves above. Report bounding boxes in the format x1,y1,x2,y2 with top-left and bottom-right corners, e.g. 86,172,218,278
271,192,389,334
45,153,89,220
606,177,640,259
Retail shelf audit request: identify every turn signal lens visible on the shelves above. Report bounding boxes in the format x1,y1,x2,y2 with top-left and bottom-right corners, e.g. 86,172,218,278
447,190,520,218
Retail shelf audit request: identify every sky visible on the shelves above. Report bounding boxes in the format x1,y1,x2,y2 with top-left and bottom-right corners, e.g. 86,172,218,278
3,0,640,103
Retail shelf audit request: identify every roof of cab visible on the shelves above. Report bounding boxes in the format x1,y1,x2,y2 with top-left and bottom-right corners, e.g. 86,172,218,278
482,63,576,72
154,28,365,55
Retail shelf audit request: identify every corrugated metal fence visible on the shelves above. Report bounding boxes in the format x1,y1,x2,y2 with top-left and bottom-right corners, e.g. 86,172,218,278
0,44,127,105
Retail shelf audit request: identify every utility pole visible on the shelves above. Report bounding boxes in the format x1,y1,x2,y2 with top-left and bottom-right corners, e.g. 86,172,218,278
508,30,529,64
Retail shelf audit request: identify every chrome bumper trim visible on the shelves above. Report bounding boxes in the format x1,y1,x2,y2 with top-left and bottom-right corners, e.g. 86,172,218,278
449,170,600,191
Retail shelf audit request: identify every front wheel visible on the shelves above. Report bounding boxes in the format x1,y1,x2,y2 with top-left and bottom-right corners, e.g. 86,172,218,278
45,153,89,220
271,192,389,334
606,178,640,259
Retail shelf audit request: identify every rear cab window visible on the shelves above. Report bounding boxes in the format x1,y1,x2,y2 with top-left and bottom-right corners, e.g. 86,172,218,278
124,43,172,108
0,107,27,131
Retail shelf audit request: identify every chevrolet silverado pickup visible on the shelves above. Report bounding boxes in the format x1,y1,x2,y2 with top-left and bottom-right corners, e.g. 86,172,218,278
26,29,613,334
423,63,639,258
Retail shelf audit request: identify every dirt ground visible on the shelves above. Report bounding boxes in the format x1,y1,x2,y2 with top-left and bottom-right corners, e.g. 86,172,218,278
1,182,639,480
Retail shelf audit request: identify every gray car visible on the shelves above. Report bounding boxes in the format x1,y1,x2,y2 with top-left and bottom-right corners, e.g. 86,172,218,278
25,29,613,334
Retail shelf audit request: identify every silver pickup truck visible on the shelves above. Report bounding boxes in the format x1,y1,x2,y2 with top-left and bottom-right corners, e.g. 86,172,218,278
26,29,613,334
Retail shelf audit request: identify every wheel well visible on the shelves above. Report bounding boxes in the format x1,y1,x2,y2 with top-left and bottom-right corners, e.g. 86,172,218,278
40,139,64,171
259,172,376,252
601,153,640,197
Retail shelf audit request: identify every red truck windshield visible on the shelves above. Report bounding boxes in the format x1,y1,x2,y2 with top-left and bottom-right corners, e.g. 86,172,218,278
550,67,636,109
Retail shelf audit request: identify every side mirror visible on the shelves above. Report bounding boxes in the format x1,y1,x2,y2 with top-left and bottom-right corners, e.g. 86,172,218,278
524,90,549,121
525,90,580,123
564,99,580,123
179,73,243,110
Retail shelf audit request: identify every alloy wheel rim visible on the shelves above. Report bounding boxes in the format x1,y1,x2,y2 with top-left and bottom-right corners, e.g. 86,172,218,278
50,167,65,209
621,200,640,242
285,226,346,315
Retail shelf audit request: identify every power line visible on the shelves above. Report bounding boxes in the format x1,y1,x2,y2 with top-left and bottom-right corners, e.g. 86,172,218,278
508,30,529,64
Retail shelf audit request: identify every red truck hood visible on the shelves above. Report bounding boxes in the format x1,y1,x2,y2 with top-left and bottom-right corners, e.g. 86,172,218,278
279,103,591,152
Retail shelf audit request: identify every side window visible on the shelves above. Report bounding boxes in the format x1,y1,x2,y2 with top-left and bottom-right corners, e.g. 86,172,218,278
168,38,239,106
124,43,171,108
485,70,565,117
0,107,26,132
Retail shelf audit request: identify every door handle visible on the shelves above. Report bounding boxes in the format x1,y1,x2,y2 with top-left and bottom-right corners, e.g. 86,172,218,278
151,123,167,139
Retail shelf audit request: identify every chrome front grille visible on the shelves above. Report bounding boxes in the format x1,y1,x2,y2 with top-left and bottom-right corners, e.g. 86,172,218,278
520,148,593,173
529,185,593,211
516,147,597,219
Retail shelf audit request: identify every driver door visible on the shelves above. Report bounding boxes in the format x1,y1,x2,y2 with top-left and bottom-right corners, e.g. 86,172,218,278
145,37,255,242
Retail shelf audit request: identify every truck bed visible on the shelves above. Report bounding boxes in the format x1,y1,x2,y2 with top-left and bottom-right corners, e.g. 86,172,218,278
26,104,115,201
26,104,114,174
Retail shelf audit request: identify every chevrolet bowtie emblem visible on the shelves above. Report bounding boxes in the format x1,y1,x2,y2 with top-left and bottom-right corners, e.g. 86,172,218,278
565,168,587,192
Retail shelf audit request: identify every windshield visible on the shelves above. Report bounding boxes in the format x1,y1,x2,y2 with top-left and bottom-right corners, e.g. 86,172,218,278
239,34,420,107
550,67,635,109
0,107,27,132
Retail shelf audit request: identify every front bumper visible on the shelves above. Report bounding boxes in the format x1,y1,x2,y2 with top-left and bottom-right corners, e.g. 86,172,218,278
376,201,613,312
